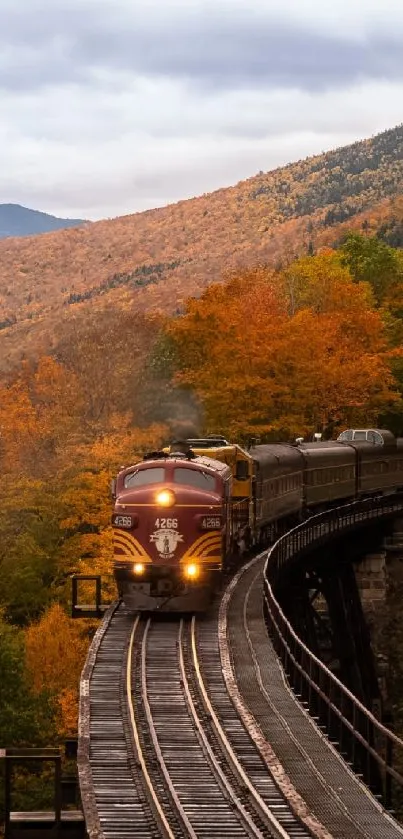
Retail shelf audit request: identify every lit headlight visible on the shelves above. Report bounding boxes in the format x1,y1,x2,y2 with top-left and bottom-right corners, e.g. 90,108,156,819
184,563,199,579
133,562,145,575
155,489,175,507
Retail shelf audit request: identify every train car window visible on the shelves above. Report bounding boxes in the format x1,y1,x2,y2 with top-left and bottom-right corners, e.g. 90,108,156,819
173,468,216,491
124,467,165,488
338,430,354,441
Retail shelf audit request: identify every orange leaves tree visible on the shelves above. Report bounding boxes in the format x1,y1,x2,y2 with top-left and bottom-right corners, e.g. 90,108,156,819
25,604,90,737
0,356,83,478
166,253,400,440
0,344,168,625
0,357,85,623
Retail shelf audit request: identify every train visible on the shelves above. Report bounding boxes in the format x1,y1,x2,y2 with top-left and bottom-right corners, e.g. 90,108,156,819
111,429,403,612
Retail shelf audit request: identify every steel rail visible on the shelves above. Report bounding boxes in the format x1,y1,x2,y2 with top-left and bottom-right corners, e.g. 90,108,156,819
189,616,294,839
139,619,197,839
126,616,177,839
137,617,279,838
178,620,266,839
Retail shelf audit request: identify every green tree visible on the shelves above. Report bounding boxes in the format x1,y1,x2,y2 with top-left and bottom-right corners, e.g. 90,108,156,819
0,613,55,747
340,232,403,307
0,479,64,625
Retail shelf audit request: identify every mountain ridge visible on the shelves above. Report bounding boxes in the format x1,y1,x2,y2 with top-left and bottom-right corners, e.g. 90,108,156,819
0,203,87,239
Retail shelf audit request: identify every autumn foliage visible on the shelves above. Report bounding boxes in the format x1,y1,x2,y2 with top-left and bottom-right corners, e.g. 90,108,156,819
0,231,402,747
25,605,90,736
167,251,401,439
0,312,169,745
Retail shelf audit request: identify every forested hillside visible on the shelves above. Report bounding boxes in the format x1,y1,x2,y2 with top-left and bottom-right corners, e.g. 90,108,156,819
0,233,402,820
1,124,403,369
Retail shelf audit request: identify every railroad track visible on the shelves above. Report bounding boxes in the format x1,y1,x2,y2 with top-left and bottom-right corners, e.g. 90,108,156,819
79,600,314,839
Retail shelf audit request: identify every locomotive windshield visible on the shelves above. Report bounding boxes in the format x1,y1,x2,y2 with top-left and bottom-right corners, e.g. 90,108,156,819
173,467,216,491
124,467,165,488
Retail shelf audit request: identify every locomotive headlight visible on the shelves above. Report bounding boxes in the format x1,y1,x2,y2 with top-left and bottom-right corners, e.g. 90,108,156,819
185,563,199,579
155,489,175,507
133,562,145,575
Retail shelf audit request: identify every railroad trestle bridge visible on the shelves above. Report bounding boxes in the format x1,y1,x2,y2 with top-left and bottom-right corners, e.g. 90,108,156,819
264,492,403,808
76,493,403,839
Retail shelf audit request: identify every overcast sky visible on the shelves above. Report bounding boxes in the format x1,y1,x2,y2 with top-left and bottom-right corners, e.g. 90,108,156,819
1,0,403,220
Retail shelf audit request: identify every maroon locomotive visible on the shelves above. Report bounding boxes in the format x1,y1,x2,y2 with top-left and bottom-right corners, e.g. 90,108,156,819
112,450,232,611
112,429,403,613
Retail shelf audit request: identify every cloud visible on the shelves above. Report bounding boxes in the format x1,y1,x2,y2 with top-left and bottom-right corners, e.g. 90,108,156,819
1,0,403,94
0,0,402,219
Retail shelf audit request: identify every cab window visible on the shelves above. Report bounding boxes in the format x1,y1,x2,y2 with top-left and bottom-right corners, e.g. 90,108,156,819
124,467,165,488
173,467,216,491
235,460,249,480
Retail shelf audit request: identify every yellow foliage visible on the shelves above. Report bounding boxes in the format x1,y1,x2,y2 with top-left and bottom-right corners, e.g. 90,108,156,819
58,688,80,737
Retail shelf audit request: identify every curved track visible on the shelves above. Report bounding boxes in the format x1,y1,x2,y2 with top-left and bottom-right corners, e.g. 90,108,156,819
79,603,314,838
79,556,403,839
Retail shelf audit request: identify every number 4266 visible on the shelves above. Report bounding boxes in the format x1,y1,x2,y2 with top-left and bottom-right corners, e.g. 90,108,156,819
154,518,178,529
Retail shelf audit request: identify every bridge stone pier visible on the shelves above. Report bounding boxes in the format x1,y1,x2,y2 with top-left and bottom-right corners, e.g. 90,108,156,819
352,514,403,612
355,550,386,607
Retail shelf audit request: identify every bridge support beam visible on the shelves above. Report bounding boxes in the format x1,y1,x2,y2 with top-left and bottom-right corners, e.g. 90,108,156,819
320,558,380,707
280,549,381,711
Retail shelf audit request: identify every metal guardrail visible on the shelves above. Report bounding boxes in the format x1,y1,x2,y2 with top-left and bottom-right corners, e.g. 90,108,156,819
264,493,403,808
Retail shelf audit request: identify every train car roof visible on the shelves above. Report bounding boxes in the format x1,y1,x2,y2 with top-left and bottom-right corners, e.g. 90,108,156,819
119,452,231,475
297,441,356,465
249,444,303,474
299,441,352,449
189,454,232,477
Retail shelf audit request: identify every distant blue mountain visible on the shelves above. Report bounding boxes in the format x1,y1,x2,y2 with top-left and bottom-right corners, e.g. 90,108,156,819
0,204,87,238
